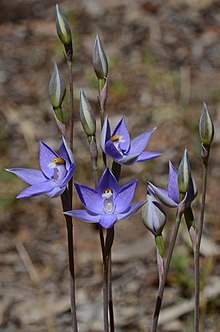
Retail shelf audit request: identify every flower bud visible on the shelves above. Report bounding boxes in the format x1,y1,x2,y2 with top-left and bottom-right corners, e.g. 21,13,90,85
199,103,214,147
55,4,73,60
80,89,96,138
49,62,66,109
178,149,191,195
142,194,166,236
93,35,108,80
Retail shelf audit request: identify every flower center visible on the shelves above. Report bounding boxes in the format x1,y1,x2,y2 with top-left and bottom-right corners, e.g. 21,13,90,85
102,189,115,214
48,157,66,168
53,158,66,165
48,158,67,184
110,135,122,142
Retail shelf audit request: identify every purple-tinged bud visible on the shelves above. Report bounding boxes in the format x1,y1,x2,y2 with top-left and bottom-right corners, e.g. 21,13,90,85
93,35,108,80
199,103,214,148
178,149,191,195
55,4,73,60
49,62,66,109
142,194,166,236
80,89,96,139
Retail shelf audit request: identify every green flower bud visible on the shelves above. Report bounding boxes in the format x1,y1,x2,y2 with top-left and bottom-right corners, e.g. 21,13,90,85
49,62,66,109
178,149,191,195
93,35,108,80
80,89,96,138
55,4,73,59
199,103,214,147
142,194,166,236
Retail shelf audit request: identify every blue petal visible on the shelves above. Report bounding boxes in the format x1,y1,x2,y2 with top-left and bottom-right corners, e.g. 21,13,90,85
96,168,121,196
39,141,59,178
60,163,76,188
117,202,144,220
100,117,111,152
75,183,103,214
168,161,179,204
117,153,141,165
105,140,123,161
47,185,66,198
59,136,75,168
16,181,55,199
137,151,161,162
112,117,130,152
6,168,46,185
148,182,178,208
99,214,118,229
115,180,137,213
129,128,156,155
64,209,100,223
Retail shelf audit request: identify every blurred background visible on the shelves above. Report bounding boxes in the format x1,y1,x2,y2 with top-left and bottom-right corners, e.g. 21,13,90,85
0,0,220,331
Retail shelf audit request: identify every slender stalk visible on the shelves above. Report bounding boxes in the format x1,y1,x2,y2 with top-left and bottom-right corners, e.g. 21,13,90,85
61,191,78,332
103,254,110,332
112,161,121,181
97,78,107,168
89,138,105,258
108,252,115,332
155,235,164,286
103,228,115,332
151,208,183,332
65,58,77,332
68,60,74,152
194,147,209,332
68,59,74,210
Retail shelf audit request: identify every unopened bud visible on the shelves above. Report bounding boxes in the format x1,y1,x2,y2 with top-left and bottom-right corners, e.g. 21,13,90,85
80,89,96,138
55,4,73,60
142,194,166,236
199,103,214,148
49,62,66,109
178,149,191,195
93,35,108,80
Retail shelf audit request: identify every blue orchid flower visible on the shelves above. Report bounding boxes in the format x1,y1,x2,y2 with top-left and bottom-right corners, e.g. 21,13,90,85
148,161,197,208
7,136,76,199
100,117,161,165
65,168,144,229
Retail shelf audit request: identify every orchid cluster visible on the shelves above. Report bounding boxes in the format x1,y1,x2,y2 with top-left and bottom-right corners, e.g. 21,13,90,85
6,4,215,332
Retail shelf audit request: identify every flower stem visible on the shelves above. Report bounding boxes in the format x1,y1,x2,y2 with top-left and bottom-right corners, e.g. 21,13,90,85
103,228,115,332
97,78,107,168
194,146,209,332
103,254,110,332
112,161,121,181
155,235,164,285
151,208,183,332
68,60,74,152
61,191,78,332
65,58,77,332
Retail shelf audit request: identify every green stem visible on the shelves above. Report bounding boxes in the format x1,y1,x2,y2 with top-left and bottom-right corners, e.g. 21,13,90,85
54,106,63,123
151,208,183,332
194,147,209,332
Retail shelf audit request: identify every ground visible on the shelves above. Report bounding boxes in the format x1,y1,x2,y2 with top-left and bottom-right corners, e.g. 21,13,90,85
0,0,220,331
